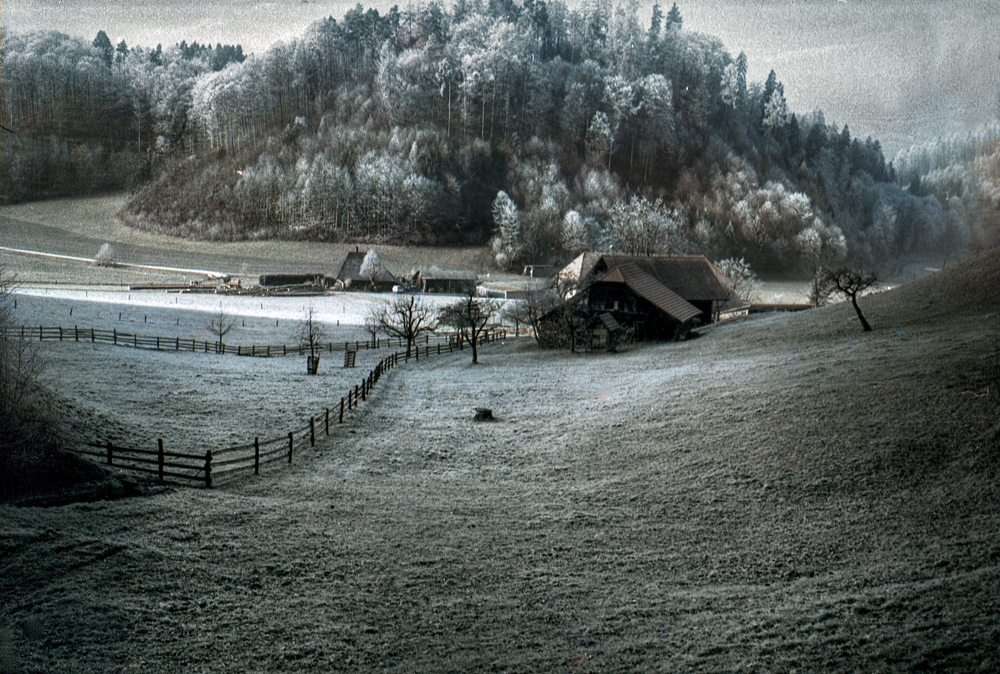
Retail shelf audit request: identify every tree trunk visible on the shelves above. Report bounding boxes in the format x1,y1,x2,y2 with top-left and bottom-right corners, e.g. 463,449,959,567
850,295,872,332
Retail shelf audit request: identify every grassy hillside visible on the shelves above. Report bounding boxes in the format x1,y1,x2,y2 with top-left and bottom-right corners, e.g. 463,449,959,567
1,250,998,671
1,195,495,285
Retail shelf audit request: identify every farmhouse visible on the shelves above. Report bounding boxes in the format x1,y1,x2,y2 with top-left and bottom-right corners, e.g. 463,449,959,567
413,268,478,294
539,254,734,349
335,248,399,292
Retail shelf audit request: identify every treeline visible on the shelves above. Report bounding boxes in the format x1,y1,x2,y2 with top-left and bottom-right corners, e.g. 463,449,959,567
892,122,1000,251
0,2,977,273
0,28,244,202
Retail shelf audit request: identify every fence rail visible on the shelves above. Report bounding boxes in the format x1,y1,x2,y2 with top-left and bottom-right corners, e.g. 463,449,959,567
1,325,476,358
65,329,507,487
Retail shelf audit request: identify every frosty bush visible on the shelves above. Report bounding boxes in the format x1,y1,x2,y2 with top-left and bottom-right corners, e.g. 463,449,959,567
714,257,760,303
95,242,117,267
0,272,49,499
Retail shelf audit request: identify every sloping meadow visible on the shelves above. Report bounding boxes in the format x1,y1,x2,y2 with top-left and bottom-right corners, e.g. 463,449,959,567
2,252,998,672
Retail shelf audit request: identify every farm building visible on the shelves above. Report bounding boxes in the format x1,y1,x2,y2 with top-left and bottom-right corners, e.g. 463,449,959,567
413,269,478,294
335,248,399,292
258,273,331,288
538,254,734,349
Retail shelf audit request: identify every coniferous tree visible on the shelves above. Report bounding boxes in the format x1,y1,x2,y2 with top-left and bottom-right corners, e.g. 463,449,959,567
666,3,682,30
93,31,113,67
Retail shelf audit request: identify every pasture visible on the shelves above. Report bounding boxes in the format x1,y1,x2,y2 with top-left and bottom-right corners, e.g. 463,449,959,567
2,196,999,670
2,234,999,671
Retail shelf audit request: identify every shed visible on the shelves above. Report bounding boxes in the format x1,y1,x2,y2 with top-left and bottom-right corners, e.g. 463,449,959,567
259,273,330,288
414,269,478,294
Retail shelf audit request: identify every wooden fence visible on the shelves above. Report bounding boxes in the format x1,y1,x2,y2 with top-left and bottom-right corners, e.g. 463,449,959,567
66,329,507,487
1,325,467,357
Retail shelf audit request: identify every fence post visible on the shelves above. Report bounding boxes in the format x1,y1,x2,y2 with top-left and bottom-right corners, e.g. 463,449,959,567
113,328,117,345
361,378,367,402
340,397,345,423
74,326,78,342
325,408,330,435
204,451,213,488
254,438,260,475
310,417,315,447
288,432,294,464
92,328,96,343
355,384,360,405
157,439,164,482
106,442,113,466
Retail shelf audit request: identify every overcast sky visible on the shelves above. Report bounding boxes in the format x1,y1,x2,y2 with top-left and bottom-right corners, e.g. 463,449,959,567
3,0,998,157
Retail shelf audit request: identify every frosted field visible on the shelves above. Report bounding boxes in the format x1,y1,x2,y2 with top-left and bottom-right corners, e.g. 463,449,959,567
2,195,999,671
11,287,479,333
9,289,509,454
3,271,999,671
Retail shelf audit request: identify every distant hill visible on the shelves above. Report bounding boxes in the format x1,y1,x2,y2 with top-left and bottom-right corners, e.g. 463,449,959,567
0,2,978,275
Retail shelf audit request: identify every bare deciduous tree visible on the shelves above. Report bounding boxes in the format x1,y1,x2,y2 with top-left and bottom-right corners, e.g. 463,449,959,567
371,295,435,359
438,290,502,364
505,289,560,345
820,268,879,331
206,304,238,353
364,312,380,349
299,307,326,374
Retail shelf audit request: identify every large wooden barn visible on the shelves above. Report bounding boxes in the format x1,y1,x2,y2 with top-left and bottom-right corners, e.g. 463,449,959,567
335,248,399,292
539,254,734,349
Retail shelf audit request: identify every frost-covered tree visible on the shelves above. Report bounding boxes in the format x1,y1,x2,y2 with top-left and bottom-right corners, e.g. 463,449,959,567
371,295,436,358
720,63,739,111
605,195,684,255
359,248,388,278
586,110,614,168
491,190,524,269
763,88,788,163
714,257,760,303
437,289,502,363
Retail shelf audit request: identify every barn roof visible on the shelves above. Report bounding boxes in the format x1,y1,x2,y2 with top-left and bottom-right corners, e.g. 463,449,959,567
584,255,731,302
596,263,703,323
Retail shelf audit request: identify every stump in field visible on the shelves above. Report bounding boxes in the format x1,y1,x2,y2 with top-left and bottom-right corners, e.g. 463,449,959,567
473,407,494,421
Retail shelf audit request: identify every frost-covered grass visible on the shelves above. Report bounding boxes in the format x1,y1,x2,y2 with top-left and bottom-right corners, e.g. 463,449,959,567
2,252,999,672
2,194,496,286
2,199,999,672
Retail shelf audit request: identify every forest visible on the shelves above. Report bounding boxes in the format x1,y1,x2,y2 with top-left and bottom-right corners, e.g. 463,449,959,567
2,1,997,274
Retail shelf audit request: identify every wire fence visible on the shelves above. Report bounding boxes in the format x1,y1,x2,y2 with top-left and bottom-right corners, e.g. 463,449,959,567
63,329,508,487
